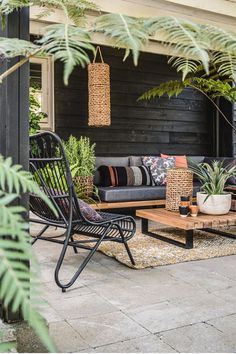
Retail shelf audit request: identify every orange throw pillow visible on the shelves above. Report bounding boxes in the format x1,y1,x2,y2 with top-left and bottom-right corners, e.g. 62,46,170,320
161,154,188,168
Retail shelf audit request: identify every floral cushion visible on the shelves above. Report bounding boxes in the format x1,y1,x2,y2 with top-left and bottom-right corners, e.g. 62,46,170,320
142,156,176,185
78,199,102,222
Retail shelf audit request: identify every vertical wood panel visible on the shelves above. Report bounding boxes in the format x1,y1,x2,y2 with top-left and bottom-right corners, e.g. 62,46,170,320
0,9,29,323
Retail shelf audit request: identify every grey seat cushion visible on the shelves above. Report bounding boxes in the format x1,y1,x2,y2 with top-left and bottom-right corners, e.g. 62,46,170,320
98,183,201,202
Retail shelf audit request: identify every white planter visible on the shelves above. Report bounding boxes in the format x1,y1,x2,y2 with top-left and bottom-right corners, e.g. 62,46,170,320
197,192,232,215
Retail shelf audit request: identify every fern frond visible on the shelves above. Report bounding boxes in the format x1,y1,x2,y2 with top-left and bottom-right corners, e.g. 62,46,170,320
145,16,209,74
0,155,57,215
138,80,189,101
0,37,38,58
95,13,149,66
212,51,236,82
38,24,95,85
205,24,236,54
0,0,31,15
0,160,56,351
192,77,236,102
168,57,201,80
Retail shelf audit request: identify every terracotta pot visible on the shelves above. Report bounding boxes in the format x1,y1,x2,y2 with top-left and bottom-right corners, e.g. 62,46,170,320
197,192,231,215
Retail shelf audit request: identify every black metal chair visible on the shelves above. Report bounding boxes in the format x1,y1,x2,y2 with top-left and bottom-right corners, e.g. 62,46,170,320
29,131,136,292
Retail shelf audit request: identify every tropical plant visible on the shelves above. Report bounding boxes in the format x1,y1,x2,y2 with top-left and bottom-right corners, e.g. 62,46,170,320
138,77,236,133
0,155,57,352
29,84,47,135
189,160,236,197
1,1,236,85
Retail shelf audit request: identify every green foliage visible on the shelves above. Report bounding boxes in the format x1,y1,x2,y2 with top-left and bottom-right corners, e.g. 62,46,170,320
0,37,38,58
189,160,236,196
95,13,149,66
37,24,95,85
2,1,236,84
29,85,47,135
138,77,236,103
63,135,96,178
138,80,189,100
0,155,57,352
145,16,210,76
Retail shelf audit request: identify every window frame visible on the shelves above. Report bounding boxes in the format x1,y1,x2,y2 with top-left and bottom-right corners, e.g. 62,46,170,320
30,55,55,131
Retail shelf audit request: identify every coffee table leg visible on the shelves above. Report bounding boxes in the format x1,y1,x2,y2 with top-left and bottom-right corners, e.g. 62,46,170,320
141,218,148,233
186,230,193,249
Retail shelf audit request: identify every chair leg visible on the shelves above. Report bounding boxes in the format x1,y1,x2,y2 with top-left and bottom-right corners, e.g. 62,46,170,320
31,225,49,245
123,239,135,266
70,235,78,254
54,225,111,292
116,224,135,266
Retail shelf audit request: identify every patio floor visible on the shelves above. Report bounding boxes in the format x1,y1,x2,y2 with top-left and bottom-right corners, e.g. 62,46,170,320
33,220,236,353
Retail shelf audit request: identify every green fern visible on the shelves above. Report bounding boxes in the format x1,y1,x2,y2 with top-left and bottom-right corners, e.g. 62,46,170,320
95,13,149,66
0,155,57,352
138,80,189,100
37,23,95,85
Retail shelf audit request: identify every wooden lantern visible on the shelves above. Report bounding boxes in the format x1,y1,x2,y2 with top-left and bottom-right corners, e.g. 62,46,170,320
88,46,111,127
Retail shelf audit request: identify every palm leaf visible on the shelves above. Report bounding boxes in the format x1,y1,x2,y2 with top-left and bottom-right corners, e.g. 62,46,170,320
95,13,149,66
38,23,95,85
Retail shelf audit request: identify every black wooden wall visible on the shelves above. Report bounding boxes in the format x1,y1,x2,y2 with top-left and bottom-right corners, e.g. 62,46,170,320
55,45,213,157
0,10,29,322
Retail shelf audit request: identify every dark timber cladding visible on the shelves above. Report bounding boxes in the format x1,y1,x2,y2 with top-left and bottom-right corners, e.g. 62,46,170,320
55,45,213,156
0,10,29,322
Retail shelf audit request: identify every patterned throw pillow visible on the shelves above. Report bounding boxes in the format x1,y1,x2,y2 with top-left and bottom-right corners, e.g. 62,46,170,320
78,199,102,222
161,154,188,168
48,189,103,222
142,156,176,185
98,165,152,187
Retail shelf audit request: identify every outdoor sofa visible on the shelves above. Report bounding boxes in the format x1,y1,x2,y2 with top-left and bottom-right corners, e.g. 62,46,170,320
94,156,236,205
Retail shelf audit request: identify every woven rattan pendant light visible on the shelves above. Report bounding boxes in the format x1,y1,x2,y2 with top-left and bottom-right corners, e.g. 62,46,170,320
88,46,111,127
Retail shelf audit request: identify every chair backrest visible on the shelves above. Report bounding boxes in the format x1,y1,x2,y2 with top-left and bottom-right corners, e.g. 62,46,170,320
29,131,82,224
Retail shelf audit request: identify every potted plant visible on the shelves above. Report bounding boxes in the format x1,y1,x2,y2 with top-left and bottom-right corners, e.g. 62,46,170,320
190,160,236,215
63,135,96,199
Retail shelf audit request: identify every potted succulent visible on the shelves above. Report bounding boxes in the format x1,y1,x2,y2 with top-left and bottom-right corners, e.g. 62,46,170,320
190,160,236,215
63,135,96,199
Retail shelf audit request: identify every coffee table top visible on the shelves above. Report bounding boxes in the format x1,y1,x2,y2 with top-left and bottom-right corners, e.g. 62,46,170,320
136,208,236,230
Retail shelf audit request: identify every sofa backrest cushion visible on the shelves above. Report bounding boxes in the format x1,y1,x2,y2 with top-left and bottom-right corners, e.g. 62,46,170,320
129,156,143,166
95,156,129,168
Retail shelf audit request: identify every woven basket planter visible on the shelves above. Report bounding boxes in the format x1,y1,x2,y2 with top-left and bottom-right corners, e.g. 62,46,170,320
88,47,111,127
166,168,193,211
73,176,93,198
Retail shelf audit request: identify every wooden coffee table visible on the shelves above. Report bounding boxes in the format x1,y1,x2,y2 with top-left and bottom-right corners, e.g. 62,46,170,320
136,208,236,249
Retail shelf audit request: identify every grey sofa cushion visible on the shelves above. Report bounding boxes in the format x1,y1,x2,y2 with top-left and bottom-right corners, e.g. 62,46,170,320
129,156,142,166
187,156,205,167
95,156,129,168
98,183,201,202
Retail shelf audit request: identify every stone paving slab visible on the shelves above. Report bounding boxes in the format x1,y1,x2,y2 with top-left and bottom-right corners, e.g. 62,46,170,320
159,322,236,353
49,321,90,353
49,293,117,321
68,311,149,348
125,293,235,333
93,334,176,353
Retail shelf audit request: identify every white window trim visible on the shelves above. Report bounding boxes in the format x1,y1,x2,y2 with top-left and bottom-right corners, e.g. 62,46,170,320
30,56,55,131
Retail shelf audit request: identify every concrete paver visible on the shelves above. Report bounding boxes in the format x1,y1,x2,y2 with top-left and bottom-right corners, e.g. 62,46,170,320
31,223,236,353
